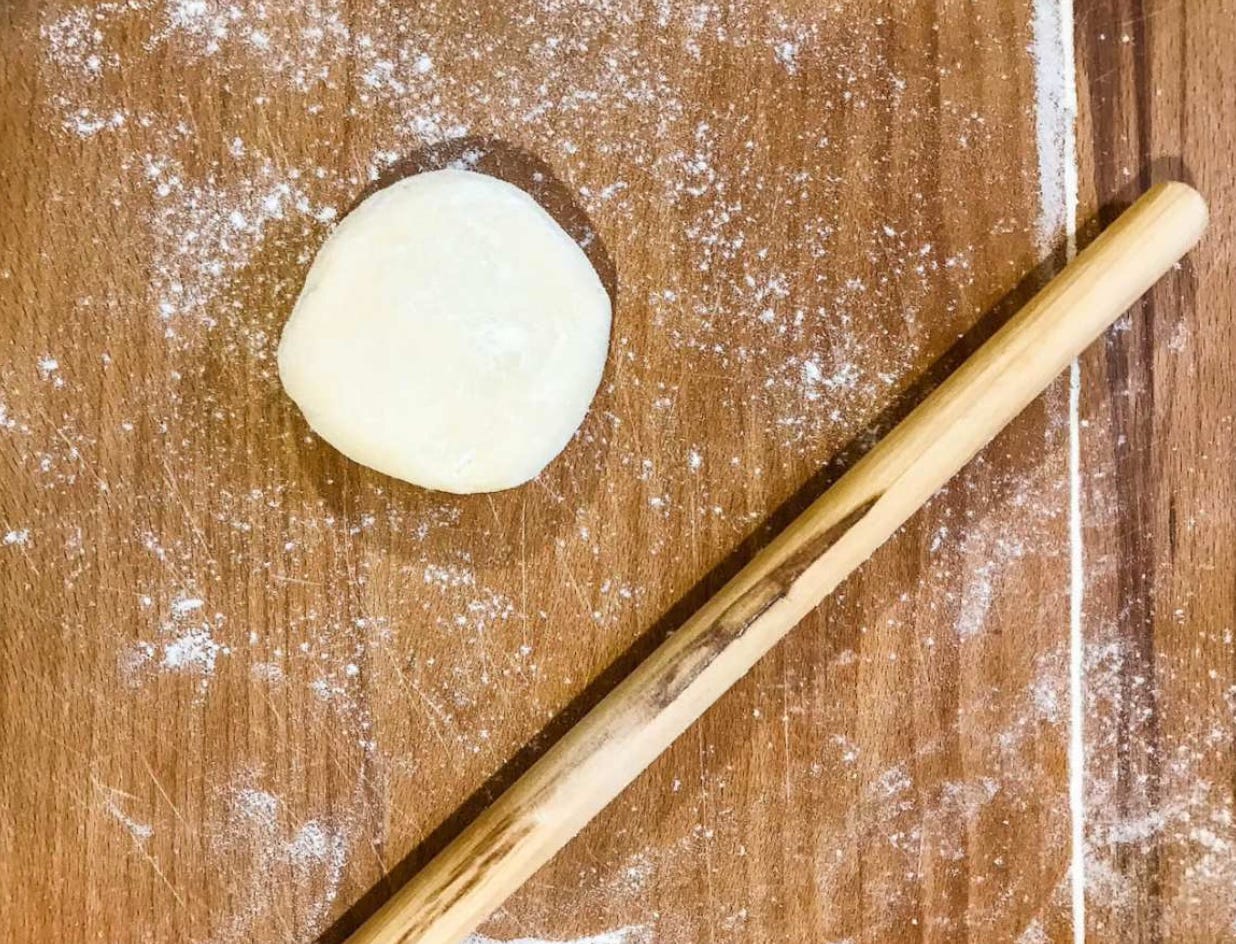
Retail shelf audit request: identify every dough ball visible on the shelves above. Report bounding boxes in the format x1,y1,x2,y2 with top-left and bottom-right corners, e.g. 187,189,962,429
278,169,611,494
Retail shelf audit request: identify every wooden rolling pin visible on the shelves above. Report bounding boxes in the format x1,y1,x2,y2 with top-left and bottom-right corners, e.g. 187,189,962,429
348,181,1208,944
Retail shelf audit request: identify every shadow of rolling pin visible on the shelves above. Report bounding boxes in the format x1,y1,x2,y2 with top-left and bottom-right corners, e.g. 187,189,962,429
345,181,1209,944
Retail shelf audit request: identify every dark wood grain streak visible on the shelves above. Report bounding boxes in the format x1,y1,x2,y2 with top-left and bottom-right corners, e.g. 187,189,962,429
396,814,538,942
650,499,880,712
1075,1,1236,940
1088,5,1167,914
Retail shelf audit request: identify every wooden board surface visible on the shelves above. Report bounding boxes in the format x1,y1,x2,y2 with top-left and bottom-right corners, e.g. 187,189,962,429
0,1,1229,943
1074,1,1236,940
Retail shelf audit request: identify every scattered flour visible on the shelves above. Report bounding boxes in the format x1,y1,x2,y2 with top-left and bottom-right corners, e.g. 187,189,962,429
205,778,357,943
160,626,222,672
1016,920,1050,944
465,929,651,944
170,595,205,615
3,0,1226,942
120,596,233,688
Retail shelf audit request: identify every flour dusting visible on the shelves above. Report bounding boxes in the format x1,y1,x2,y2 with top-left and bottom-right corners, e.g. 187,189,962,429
204,777,357,943
14,0,1075,935
465,928,650,944
5,0,1226,942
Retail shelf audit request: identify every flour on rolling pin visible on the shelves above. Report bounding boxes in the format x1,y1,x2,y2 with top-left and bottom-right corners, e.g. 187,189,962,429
7,1,1228,943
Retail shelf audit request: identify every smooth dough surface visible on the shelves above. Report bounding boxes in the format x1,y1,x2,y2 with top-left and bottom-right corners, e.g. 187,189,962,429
277,169,611,494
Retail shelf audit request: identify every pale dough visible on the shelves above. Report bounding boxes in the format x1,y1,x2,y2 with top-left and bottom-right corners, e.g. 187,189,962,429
277,169,611,494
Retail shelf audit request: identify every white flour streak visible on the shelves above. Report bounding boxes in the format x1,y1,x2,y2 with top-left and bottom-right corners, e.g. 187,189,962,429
464,928,651,944
100,793,155,844
170,595,204,615
1030,0,1078,255
1032,0,1080,938
3,529,30,546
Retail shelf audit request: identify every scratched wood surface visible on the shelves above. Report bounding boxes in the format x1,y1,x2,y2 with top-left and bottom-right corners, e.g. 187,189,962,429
1074,1,1236,941
0,1,1227,943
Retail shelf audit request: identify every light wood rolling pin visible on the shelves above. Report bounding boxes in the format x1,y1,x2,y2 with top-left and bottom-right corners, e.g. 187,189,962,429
348,181,1208,944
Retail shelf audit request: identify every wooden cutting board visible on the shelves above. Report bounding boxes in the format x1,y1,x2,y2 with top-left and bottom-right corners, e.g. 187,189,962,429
1,1,1232,942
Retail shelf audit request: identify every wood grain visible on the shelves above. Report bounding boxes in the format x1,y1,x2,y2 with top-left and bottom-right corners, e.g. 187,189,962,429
0,0,1228,942
1074,1,1236,940
344,185,1206,944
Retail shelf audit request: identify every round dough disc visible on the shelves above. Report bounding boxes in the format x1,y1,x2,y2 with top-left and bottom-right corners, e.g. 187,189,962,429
277,169,612,494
